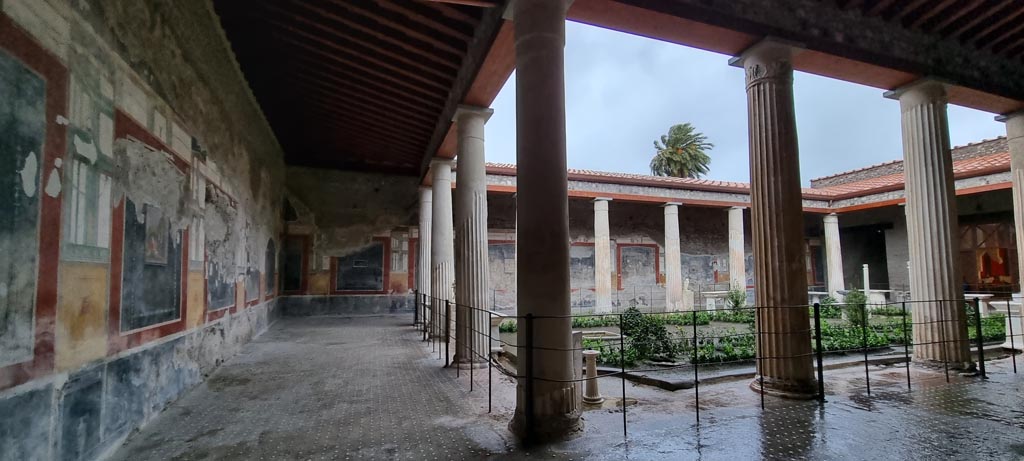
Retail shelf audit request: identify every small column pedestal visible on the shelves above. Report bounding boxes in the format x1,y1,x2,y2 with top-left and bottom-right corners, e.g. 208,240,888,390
582,350,604,404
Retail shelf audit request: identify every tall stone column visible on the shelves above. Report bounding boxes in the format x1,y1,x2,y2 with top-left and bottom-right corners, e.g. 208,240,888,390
663,203,683,311
509,0,580,442
593,198,612,313
733,40,815,397
728,206,746,291
823,213,845,297
454,105,493,366
998,112,1024,299
430,159,455,339
887,80,969,365
418,187,433,327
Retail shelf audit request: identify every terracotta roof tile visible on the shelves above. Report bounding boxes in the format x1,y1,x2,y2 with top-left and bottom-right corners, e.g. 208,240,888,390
485,151,1010,200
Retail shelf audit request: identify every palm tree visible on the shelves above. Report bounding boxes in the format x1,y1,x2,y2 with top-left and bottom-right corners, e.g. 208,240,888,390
649,123,713,178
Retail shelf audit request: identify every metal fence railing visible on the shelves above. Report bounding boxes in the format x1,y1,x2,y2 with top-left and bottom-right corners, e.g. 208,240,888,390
411,290,1020,444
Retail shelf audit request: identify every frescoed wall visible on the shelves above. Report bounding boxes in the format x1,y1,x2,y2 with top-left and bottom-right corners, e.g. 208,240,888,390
0,2,285,459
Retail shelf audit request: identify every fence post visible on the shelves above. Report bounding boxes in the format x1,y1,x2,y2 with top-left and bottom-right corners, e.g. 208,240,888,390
757,305,765,411
861,302,871,395
524,313,535,445
692,309,700,423
973,298,986,379
445,300,451,368
813,303,825,402
469,306,474,391
488,310,493,413
1008,301,1018,374
939,301,950,383
414,289,419,327
901,301,912,391
619,313,627,441
423,294,429,341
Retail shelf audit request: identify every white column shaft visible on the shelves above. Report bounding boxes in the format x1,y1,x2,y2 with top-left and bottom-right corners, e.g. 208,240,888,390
430,161,455,339
454,106,493,365
728,207,746,291
896,81,969,364
418,188,433,325
593,199,612,313
1003,114,1024,298
822,214,844,297
664,204,683,311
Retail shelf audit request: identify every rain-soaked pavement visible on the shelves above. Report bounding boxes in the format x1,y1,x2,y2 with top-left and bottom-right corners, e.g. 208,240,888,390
111,314,1024,460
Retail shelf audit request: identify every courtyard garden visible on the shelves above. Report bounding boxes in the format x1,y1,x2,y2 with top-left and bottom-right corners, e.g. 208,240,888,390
497,290,1007,368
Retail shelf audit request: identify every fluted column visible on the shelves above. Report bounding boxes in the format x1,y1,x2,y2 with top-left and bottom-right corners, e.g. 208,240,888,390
823,213,845,297
430,159,455,339
998,112,1024,299
454,105,493,366
886,81,969,364
418,187,433,328
733,40,815,397
664,203,683,311
728,206,746,291
593,198,612,313
509,0,580,442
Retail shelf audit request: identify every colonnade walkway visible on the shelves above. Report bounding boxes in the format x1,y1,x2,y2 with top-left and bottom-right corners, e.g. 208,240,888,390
111,314,1024,460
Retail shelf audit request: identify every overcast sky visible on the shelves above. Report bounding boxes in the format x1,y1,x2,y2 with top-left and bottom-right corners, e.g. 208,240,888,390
483,21,1007,186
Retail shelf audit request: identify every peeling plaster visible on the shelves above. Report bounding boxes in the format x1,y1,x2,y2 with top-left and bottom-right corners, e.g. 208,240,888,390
44,168,61,198
18,151,37,197
115,139,188,228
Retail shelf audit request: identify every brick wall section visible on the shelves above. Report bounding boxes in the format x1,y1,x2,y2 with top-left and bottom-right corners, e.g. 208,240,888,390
810,137,1009,188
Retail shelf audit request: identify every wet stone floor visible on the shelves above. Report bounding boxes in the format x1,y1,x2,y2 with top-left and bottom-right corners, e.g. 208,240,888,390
111,314,1024,460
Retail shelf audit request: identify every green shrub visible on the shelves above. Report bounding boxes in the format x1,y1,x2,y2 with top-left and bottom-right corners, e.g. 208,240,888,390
662,312,711,326
710,309,755,325
498,319,517,333
871,305,906,317
843,289,869,327
726,289,747,309
571,315,619,329
816,321,889,352
620,307,676,360
818,296,842,319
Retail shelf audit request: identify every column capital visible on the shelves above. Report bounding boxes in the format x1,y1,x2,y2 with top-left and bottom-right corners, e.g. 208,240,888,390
823,213,839,223
729,205,747,211
996,110,1024,140
662,202,682,207
592,197,613,203
883,79,948,105
729,38,802,88
430,158,454,170
453,105,494,123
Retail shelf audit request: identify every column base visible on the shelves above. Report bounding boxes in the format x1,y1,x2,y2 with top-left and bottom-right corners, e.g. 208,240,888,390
452,357,489,369
911,358,976,372
509,407,582,444
749,375,818,400
582,395,605,405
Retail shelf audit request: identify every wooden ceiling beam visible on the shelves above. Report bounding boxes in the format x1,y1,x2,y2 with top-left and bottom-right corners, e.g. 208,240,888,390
929,0,984,34
280,0,461,69
972,5,1024,47
286,84,436,136
264,6,455,81
907,0,958,30
948,1,1011,41
374,0,474,42
285,72,438,124
326,0,466,55
274,34,446,102
271,23,452,94
288,52,448,110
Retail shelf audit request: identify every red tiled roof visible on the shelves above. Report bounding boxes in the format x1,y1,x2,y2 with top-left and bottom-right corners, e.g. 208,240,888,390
810,152,1010,199
485,151,1011,200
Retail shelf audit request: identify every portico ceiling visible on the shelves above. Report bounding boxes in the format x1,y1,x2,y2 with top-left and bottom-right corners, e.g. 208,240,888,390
215,0,1024,181
213,0,508,175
